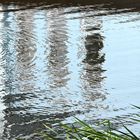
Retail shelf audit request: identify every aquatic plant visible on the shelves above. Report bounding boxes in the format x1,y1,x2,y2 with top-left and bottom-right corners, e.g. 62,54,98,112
41,106,140,140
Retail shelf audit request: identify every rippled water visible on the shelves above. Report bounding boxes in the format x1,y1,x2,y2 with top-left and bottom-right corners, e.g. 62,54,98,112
0,1,140,139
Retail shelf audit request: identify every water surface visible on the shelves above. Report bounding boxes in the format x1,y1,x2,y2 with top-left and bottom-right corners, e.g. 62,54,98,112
0,1,140,139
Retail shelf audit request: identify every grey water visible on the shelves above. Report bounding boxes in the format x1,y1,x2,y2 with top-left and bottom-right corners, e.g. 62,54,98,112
0,1,140,139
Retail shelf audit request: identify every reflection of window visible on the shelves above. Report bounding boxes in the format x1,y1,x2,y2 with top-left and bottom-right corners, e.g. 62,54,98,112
84,33,105,65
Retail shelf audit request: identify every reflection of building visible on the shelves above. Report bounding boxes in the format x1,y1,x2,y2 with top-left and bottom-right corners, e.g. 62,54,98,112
0,5,107,140
1,7,71,140
15,11,36,93
0,5,18,139
47,9,69,89
1,8,38,139
80,17,106,104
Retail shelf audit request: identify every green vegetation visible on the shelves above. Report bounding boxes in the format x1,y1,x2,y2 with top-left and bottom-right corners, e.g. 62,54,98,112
40,106,140,140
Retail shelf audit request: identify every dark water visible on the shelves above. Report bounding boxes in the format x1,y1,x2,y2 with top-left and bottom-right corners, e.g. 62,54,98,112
0,1,140,139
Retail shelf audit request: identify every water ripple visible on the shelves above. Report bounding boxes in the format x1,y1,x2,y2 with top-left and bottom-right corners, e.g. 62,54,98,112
0,1,140,139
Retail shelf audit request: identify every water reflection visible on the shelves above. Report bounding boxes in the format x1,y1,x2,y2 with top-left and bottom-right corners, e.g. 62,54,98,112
0,1,139,139
16,11,37,93
0,5,18,139
84,33,104,65
47,8,70,89
82,32,105,97
0,4,106,139
79,17,106,111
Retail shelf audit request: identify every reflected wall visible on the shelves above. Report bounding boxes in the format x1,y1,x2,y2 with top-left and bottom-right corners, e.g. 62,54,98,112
0,5,107,139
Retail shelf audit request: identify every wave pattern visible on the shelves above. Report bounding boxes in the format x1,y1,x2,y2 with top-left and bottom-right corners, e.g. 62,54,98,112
0,3,140,139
